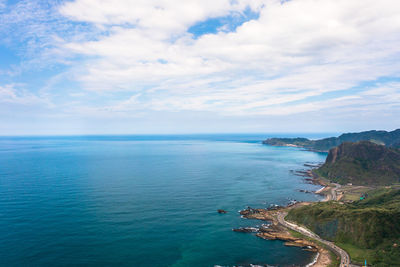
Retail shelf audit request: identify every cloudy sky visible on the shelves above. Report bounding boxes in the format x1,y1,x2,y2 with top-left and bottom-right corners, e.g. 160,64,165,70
0,0,399,135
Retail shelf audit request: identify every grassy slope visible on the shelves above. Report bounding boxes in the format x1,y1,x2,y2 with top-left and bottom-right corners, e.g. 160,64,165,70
287,188,400,266
315,141,400,186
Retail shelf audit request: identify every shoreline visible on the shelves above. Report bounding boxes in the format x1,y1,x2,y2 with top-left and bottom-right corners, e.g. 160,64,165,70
314,185,326,194
305,252,320,267
238,204,333,267
235,169,340,267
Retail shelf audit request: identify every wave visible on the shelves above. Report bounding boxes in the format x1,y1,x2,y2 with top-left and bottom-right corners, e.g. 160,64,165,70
305,252,319,267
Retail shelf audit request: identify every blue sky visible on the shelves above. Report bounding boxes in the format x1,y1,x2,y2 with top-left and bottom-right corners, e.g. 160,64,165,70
0,0,400,135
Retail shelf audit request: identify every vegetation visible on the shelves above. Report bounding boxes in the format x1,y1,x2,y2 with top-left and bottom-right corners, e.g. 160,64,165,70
267,130,400,265
287,188,400,266
327,250,340,267
315,141,400,185
335,242,374,265
263,129,400,152
288,229,340,267
336,185,371,202
262,137,312,147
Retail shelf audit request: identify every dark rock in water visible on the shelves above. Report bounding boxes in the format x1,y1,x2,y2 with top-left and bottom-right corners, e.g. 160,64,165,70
232,227,259,233
239,206,261,215
259,224,270,232
267,204,281,210
303,178,321,185
304,162,323,168
297,189,314,194
287,199,300,207
217,209,227,214
292,170,312,177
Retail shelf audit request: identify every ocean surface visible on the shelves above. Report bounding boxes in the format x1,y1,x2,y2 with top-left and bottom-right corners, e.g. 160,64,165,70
0,134,329,267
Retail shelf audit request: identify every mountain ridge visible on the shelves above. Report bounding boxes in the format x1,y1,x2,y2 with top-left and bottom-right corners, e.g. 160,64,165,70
263,129,400,152
315,141,400,186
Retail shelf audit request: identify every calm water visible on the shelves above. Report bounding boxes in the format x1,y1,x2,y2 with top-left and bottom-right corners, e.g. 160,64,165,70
0,135,328,267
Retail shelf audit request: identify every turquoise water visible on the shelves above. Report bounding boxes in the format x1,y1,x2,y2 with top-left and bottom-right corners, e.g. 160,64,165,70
0,135,327,267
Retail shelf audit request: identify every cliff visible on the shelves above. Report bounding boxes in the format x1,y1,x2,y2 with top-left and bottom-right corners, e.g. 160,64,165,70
316,141,400,185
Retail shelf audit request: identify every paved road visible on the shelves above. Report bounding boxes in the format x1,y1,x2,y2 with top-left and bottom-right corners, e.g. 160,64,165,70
277,211,351,267
331,183,341,201
320,183,341,202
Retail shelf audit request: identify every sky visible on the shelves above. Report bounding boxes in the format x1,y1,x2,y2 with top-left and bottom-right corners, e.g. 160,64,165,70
0,0,400,135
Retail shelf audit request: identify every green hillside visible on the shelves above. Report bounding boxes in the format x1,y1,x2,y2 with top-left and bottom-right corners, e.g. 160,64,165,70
287,188,400,266
315,141,400,185
263,129,400,152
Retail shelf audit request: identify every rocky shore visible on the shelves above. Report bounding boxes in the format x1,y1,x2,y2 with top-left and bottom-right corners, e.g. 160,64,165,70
236,206,332,267
230,162,339,266
291,167,336,202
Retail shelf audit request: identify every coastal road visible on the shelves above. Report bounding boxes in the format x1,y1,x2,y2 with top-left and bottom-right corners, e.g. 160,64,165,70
331,183,341,201
319,183,341,202
276,211,351,267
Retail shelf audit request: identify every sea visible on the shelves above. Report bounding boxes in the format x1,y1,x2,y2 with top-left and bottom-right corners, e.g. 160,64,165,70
0,134,329,267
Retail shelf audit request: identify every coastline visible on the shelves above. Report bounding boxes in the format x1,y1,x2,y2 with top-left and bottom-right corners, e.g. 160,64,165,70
238,203,333,267
236,168,340,267
305,253,320,267
315,186,326,194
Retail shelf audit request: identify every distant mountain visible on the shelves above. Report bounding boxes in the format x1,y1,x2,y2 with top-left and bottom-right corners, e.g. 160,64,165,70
287,188,400,266
315,141,400,186
263,129,400,152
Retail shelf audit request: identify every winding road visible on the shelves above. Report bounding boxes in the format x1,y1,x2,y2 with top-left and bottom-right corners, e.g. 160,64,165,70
318,183,341,202
277,211,351,267
330,183,341,201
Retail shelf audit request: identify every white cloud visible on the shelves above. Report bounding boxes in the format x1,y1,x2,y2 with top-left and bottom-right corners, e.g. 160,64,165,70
56,0,400,117
0,84,51,106
60,0,264,30
3,0,400,127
